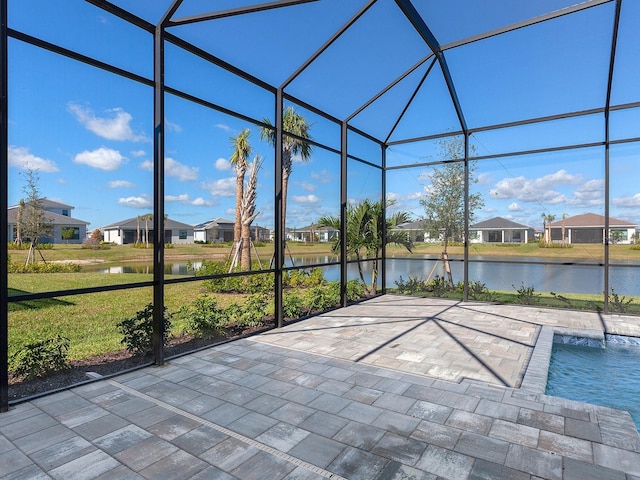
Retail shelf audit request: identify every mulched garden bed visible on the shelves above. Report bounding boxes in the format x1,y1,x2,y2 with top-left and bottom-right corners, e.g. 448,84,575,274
8,324,272,402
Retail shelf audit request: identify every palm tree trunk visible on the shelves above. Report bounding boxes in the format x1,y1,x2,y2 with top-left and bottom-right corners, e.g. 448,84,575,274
281,169,290,265
234,172,243,244
241,228,251,271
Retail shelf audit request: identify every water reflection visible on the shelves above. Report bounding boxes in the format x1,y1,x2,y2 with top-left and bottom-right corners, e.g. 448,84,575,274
85,256,640,296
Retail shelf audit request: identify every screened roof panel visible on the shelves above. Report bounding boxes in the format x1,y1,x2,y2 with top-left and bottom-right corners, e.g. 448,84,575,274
414,0,603,46
167,0,367,88
387,63,462,142
611,0,640,106
348,61,432,142
445,2,614,129
286,0,429,121
9,0,153,78
105,0,174,24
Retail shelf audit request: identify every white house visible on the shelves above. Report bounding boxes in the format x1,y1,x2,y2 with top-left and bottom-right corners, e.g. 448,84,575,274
101,215,194,245
470,217,535,244
7,198,90,244
284,225,339,243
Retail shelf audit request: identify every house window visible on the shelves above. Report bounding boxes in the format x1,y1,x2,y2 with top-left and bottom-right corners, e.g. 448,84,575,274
62,227,80,240
62,209,69,216
512,231,521,242
179,230,187,240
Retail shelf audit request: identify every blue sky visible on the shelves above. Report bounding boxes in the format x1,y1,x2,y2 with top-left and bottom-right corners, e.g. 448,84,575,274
6,0,640,234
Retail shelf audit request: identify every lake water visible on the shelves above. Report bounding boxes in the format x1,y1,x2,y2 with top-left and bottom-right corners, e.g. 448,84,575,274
89,255,640,296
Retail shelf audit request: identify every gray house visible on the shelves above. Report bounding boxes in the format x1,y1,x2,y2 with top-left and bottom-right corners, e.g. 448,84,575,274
470,217,534,244
102,215,194,245
548,213,637,244
7,198,90,244
194,217,270,243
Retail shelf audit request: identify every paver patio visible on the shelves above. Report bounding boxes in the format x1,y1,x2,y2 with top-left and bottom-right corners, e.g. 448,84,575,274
1,295,639,479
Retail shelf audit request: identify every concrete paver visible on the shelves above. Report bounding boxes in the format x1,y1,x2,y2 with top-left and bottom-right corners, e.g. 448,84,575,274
2,295,640,479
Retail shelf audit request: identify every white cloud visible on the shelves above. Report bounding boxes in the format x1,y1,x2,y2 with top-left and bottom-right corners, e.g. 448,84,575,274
215,124,232,132
311,169,332,183
108,180,135,189
8,145,59,172
140,160,153,171
166,194,189,203
489,169,581,204
297,181,316,192
613,193,640,208
215,158,231,171
131,150,146,157
166,193,213,206
477,172,493,185
202,177,235,197
569,179,604,206
407,191,423,200
165,119,182,133
508,202,522,211
118,195,152,208
139,158,198,181
165,157,198,181
74,147,125,171
386,192,401,203
292,194,320,203
191,197,213,206
68,103,146,142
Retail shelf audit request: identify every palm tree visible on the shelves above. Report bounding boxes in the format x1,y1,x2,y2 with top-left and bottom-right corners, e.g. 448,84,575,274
143,213,153,248
260,106,312,258
136,215,142,245
240,156,262,270
541,213,556,245
561,213,568,247
318,199,413,295
229,129,252,260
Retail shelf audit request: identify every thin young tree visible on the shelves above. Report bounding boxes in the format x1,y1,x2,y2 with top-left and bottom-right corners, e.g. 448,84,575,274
19,168,53,263
260,106,312,260
229,129,252,265
419,137,484,287
240,156,262,270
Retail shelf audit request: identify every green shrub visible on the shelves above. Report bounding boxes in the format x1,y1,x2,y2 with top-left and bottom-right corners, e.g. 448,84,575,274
345,279,365,302
395,275,428,294
513,282,539,305
8,261,81,273
426,276,450,297
467,280,492,300
283,290,305,319
244,273,273,294
11,335,70,380
234,293,270,328
304,282,340,314
176,295,227,337
608,288,633,313
196,260,243,292
285,268,326,288
116,303,172,356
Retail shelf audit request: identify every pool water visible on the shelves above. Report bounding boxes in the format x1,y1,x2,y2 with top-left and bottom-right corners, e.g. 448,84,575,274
546,336,640,430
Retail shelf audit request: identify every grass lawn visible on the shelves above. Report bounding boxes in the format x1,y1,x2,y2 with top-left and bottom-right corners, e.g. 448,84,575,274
8,242,640,265
8,273,245,363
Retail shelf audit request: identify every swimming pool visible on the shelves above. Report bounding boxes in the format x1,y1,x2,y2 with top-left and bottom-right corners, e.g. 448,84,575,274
546,334,640,430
